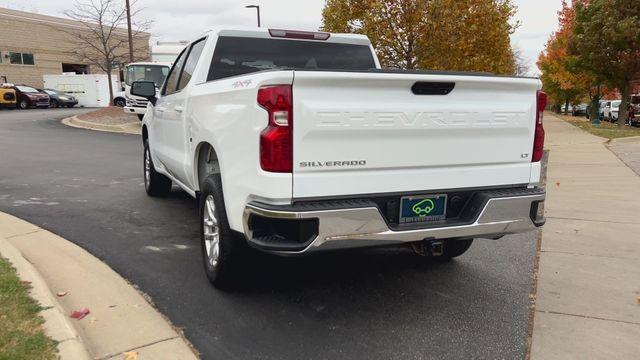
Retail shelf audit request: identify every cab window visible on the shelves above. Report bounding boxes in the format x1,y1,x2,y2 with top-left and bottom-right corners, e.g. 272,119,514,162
177,38,206,92
163,48,188,95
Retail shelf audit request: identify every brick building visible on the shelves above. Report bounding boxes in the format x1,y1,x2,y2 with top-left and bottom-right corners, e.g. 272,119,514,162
0,7,150,88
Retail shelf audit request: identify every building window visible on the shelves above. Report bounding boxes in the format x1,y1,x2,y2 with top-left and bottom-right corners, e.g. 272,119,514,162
62,63,88,74
22,53,35,65
9,52,35,65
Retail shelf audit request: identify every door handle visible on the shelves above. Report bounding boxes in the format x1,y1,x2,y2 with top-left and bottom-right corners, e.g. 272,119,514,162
174,106,184,113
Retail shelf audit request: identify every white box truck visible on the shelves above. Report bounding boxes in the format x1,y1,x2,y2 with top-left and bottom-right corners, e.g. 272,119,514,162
43,74,120,108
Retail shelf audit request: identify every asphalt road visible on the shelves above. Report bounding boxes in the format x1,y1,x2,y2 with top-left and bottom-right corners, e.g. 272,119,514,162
0,108,538,359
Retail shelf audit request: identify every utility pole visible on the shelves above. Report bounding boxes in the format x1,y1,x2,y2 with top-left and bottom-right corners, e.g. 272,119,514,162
125,0,134,63
245,5,261,27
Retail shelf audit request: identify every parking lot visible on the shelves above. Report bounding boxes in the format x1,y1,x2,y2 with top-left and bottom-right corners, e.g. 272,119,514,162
0,109,540,359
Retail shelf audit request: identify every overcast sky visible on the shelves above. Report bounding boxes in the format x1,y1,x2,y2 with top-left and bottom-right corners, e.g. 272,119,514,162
1,0,563,75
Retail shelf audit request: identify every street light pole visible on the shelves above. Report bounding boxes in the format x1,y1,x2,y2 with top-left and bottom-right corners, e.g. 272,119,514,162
125,0,134,63
245,5,261,27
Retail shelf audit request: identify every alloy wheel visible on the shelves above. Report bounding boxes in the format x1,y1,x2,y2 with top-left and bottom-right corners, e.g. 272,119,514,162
203,195,220,268
144,147,151,187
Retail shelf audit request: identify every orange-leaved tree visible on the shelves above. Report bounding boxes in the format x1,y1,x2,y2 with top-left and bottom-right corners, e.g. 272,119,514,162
538,0,593,114
322,0,519,75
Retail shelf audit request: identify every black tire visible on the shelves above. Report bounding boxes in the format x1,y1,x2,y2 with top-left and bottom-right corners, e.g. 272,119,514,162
143,140,172,196
114,97,126,107
19,99,29,110
199,174,245,288
441,238,474,259
50,99,58,108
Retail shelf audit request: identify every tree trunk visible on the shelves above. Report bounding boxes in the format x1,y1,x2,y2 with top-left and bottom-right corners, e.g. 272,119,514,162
106,66,114,107
590,98,599,120
618,80,630,127
564,100,570,115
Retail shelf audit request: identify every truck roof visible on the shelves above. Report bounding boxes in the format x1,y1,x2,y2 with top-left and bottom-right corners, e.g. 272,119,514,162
200,26,372,46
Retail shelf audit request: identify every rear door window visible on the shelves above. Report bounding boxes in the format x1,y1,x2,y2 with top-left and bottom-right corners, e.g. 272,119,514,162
207,36,376,81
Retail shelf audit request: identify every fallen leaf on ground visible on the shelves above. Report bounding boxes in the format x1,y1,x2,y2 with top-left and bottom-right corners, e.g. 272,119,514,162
556,182,561,187
124,351,138,360
70,308,90,320
637,297,640,305
56,291,68,297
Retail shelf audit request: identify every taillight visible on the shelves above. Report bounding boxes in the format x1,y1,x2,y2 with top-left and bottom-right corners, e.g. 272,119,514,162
532,91,547,163
258,85,293,173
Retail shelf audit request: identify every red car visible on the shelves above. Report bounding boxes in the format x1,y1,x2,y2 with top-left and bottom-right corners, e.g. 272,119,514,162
8,84,50,109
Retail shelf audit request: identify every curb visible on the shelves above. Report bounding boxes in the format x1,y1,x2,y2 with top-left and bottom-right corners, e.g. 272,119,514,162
607,135,640,145
63,115,141,135
0,212,199,359
0,235,91,360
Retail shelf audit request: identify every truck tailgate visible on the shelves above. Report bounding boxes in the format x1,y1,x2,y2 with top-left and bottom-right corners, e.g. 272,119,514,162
291,71,541,199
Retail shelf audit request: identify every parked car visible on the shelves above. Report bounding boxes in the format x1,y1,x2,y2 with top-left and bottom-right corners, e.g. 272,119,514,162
572,103,588,116
113,91,126,107
132,27,547,288
6,84,50,109
596,100,608,119
40,88,78,108
603,100,621,122
0,87,17,109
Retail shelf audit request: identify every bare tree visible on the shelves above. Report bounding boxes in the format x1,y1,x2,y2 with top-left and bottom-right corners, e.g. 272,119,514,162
61,0,151,105
512,46,531,77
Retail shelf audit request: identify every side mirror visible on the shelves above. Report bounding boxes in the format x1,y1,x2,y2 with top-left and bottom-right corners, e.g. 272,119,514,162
131,81,157,105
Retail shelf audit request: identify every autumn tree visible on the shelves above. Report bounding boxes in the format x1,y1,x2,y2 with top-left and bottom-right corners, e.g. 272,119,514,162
538,1,593,114
569,0,640,126
322,0,519,75
62,0,150,105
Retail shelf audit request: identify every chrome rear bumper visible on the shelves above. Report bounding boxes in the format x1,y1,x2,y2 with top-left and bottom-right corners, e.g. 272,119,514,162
243,188,545,254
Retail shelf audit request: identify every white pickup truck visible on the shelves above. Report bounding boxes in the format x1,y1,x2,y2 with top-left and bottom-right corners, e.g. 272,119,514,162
132,27,547,287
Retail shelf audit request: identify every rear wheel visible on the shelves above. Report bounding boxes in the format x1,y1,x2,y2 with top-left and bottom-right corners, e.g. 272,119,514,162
200,174,245,288
19,99,29,109
143,140,172,196
114,97,126,107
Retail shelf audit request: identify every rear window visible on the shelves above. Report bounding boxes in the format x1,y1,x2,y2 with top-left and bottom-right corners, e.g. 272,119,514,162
207,36,376,81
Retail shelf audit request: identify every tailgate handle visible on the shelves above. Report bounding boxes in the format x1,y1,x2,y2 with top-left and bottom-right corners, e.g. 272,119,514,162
411,82,455,95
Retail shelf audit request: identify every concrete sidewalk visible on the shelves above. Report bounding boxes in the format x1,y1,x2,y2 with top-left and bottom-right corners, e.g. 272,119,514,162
531,115,640,359
0,212,197,360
